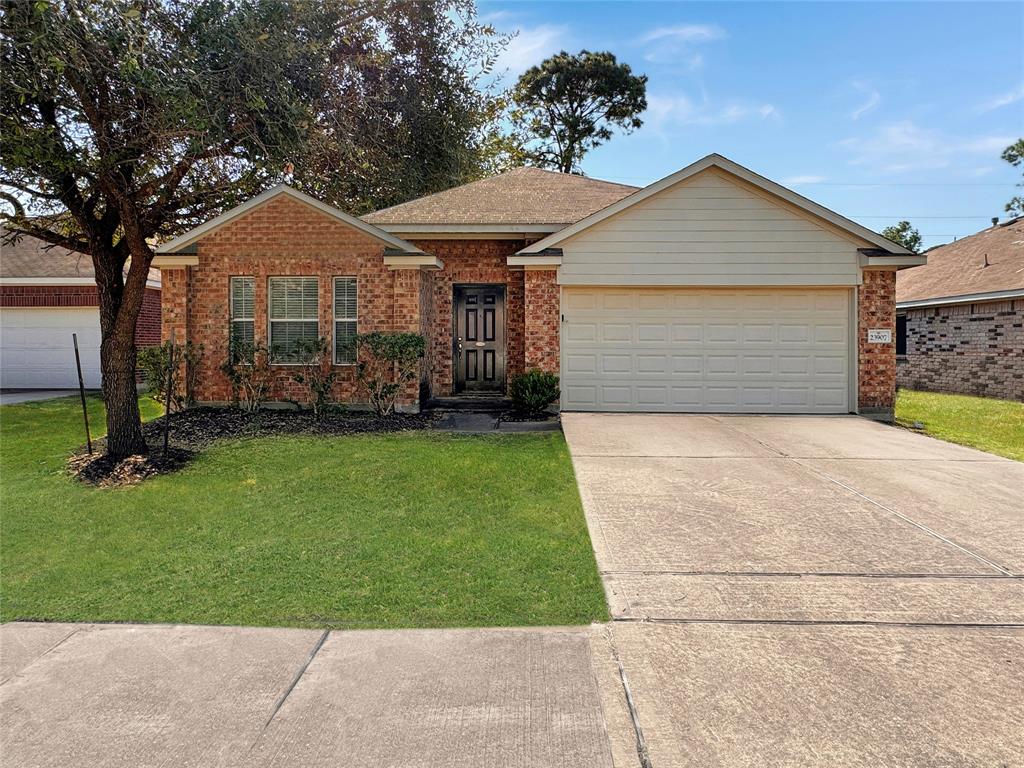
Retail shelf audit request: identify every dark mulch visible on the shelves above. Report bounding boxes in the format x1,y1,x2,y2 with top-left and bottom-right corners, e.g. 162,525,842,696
68,406,436,487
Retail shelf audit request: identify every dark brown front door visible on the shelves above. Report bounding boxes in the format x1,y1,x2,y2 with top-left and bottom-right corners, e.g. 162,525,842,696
454,285,505,393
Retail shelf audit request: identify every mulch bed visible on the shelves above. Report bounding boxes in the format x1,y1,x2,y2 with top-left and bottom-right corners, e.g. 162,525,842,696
68,406,436,488
498,411,560,423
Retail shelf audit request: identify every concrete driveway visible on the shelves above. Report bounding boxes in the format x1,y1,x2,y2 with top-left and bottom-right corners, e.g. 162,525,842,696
564,413,1024,767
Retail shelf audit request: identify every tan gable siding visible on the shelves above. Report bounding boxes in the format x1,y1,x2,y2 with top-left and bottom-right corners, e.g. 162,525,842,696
558,168,865,287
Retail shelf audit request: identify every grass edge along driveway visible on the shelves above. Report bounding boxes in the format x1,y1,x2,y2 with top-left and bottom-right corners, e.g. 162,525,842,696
895,389,1024,462
0,396,607,630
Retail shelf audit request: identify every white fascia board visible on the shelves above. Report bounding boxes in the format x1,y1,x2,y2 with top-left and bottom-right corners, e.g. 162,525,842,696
156,185,424,255
373,223,562,237
0,276,95,286
518,153,914,256
383,254,444,270
897,288,1024,310
861,254,928,269
507,254,562,267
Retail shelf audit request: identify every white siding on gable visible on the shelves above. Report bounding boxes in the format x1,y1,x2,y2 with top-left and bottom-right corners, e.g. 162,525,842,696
558,169,866,286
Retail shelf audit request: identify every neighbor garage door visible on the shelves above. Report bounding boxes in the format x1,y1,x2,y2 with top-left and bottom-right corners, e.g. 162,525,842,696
0,307,102,388
561,288,851,413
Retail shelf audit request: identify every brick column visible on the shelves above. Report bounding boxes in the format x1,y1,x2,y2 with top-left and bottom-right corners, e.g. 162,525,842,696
524,268,559,373
858,269,897,419
389,266,428,410
160,267,189,345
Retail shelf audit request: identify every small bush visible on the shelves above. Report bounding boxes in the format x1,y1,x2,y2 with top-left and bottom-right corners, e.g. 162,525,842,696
220,340,274,412
290,337,337,419
354,332,426,416
509,370,560,415
138,341,204,412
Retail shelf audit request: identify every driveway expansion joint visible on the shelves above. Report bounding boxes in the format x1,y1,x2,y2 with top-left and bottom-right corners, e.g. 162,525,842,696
259,629,330,731
611,616,1024,629
603,625,654,768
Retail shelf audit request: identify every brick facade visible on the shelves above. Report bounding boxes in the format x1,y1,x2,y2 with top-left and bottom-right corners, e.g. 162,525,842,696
1,284,162,350
523,269,560,373
897,298,1023,402
857,269,897,416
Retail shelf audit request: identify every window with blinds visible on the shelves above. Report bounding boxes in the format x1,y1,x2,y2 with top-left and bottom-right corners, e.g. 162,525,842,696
268,277,319,363
229,277,255,354
334,277,358,364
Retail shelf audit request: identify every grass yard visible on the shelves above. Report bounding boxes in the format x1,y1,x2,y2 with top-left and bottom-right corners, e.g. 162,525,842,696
0,396,607,629
896,389,1024,462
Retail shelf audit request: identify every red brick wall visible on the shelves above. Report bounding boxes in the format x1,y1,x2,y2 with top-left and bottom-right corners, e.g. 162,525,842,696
409,239,527,396
0,283,162,351
164,195,418,406
523,269,560,373
858,269,897,413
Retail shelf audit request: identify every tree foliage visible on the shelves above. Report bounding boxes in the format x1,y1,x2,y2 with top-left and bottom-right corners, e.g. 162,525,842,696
1001,139,1024,217
881,220,923,253
0,0,509,457
511,50,647,174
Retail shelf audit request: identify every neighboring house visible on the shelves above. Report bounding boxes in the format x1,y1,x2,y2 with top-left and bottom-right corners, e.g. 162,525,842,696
896,217,1023,401
153,154,923,418
0,228,162,388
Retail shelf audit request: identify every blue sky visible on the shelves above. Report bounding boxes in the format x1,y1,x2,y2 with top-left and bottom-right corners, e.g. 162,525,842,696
480,1,1024,248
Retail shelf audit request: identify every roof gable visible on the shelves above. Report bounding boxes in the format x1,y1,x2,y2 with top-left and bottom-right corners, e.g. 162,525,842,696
156,185,423,255
518,154,913,255
361,167,638,229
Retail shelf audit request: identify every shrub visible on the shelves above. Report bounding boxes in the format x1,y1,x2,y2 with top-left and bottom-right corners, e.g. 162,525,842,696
138,341,204,412
353,332,426,416
220,340,274,412
509,370,560,415
290,337,337,419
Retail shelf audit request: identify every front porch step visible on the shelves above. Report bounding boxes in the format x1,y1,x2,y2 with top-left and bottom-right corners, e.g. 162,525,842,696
424,395,512,413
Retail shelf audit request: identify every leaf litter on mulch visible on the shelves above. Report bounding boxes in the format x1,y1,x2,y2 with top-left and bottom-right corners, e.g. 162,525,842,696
68,406,436,488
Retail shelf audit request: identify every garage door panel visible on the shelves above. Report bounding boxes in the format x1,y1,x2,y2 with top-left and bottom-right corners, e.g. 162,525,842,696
562,288,850,413
1,308,102,388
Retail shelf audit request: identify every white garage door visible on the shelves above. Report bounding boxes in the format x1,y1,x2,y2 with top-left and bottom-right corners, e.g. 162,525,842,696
562,288,851,413
0,308,102,388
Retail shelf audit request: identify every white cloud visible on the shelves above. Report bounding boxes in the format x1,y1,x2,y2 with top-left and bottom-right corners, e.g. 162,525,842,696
638,23,727,65
849,81,880,120
646,93,781,130
783,175,827,185
977,83,1024,112
839,121,1014,173
493,24,570,76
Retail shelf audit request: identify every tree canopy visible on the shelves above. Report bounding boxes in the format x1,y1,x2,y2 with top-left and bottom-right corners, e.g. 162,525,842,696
510,49,647,174
1001,139,1024,218
881,220,923,253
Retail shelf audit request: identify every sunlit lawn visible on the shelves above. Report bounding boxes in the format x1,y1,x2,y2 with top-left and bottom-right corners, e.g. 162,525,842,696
896,389,1024,462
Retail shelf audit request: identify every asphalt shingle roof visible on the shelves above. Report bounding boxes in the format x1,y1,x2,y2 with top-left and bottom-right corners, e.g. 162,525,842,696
896,218,1024,304
362,166,639,227
0,227,95,279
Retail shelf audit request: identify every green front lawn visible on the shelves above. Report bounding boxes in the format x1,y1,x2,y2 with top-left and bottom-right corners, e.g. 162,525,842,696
0,396,607,629
896,389,1024,461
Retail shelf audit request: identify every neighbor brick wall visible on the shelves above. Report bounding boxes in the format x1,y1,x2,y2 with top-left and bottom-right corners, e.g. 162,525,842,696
897,298,1023,401
163,195,419,407
409,239,528,396
523,269,560,373
858,270,897,414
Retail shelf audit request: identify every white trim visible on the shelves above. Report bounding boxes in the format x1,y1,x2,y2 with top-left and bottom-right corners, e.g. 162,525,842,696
156,184,425,255
152,254,199,268
507,254,562,267
518,154,914,256
383,254,444,270
850,285,859,415
861,254,927,269
372,223,560,237
897,287,1024,310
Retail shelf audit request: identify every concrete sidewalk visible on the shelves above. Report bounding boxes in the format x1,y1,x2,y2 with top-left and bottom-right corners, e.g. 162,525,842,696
0,622,620,768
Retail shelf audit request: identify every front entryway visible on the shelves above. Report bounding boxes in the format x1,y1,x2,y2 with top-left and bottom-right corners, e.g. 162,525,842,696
453,284,506,393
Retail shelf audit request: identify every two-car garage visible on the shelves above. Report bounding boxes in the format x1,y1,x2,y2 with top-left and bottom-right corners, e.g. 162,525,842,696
561,287,852,413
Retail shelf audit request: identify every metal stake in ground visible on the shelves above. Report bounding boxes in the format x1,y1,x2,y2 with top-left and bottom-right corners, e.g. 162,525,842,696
163,330,175,457
72,333,92,455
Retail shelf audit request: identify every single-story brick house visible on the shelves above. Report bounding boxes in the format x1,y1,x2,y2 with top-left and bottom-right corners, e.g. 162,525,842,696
0,228,161,388
153,154,924,418
896,217,1023,401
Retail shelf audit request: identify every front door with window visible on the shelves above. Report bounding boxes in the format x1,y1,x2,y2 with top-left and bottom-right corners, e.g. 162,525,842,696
454,285,506,393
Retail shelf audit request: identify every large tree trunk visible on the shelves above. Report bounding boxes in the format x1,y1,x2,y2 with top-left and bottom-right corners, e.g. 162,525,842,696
100,324,147,458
